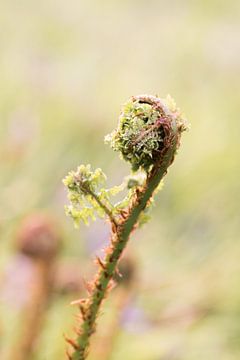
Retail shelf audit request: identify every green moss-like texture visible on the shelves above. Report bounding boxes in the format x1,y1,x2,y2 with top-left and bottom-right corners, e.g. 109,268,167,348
105,95,186,171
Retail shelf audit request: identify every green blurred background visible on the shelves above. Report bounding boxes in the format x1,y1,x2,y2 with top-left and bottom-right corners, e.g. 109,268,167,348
0,1,240,359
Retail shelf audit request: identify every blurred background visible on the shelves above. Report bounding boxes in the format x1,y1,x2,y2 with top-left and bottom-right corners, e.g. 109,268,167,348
0,1,240,359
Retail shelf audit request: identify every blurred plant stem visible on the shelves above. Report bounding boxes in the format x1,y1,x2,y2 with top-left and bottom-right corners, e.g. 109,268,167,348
10,259,53,360
92,287,131,360
9,214,61,360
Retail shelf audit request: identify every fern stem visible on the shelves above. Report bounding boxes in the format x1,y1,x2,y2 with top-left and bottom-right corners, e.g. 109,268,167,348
64,94,187,359
70,130,179,360
87,188,118,227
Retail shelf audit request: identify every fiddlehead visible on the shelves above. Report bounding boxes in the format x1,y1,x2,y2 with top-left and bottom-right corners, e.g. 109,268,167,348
63,94,187,359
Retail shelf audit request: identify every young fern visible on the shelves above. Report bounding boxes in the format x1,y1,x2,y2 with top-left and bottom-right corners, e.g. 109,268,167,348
63,94,187,359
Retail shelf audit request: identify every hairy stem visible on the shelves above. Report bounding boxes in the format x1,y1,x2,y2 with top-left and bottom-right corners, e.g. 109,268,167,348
64,94,187,359
92,283,134,360
69,131,179,360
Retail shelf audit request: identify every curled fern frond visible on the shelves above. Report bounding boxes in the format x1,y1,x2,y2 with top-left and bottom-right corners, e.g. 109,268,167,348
105,94,186,171
63,94,188,360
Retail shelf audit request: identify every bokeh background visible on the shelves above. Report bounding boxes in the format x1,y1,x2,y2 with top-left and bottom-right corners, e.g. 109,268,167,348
0,1,240,359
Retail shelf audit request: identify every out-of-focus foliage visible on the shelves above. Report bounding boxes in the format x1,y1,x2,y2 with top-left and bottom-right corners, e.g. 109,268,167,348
0,0,240,359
